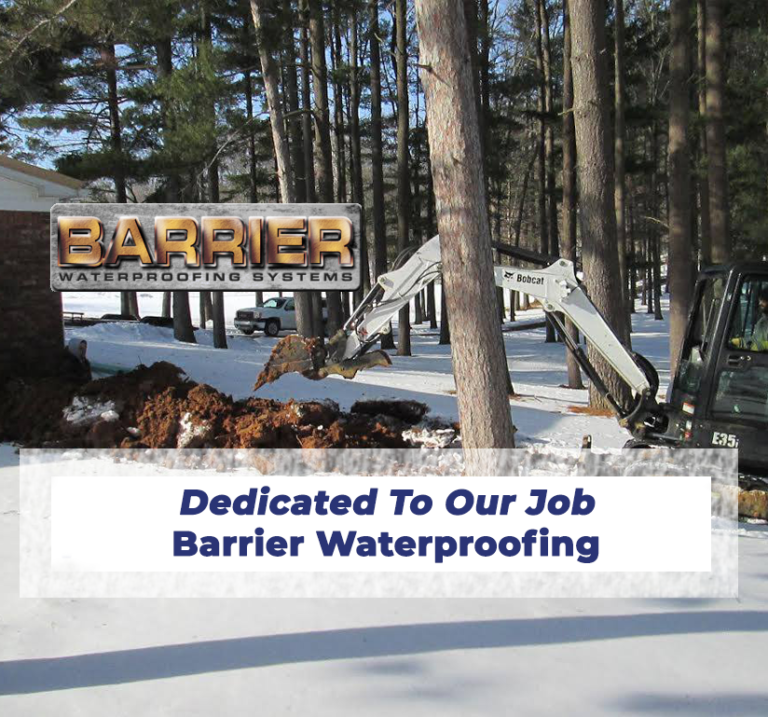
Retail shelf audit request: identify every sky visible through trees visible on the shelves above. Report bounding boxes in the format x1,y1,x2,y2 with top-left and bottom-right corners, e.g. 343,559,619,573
1,0,766,410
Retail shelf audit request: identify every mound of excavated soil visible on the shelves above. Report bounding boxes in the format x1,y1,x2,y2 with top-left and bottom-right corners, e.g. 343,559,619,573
0,361,452,450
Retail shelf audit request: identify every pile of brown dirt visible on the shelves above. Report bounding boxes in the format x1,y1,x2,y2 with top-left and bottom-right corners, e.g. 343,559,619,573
1,361,445,450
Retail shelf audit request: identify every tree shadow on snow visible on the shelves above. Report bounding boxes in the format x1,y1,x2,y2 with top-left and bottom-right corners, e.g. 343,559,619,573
1,611,767,695
612,692,768,716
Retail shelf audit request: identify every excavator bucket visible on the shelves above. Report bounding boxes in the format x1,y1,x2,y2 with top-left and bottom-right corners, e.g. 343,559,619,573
314,349,392,380
254,334,391,391
254,335,324,390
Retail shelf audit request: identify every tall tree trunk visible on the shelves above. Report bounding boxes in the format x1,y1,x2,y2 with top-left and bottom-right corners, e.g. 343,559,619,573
569,0,632,411
298,0,323,338
101,42,139,319
533,0,557,347
202,11,227,349
415,0,516,448
156,37,180,203
462,0,483,164
696,0,712,265
284,40,306,203
172,291,196,343
369,0,395,350
561,0,584,389
413,90,424,326
704,0,730,263
427,287,438,329
426,150,438,329
646,240,653,313
628,190,637,312
199,292,208,328
614,0,630,322
101,43,126,203
413,83,429,326
439,282,450,344
463,0,514,395
207,165,227,350
244,68,258,202
299,1,316,203
641,229,648,308
539,0,558,257
533,0,549,260
668,0,694,373
395,0,411,356
250,0,313,337
156,36,195,344
331,6,347,203
210,292,227,348
308,0,344,335
162,291,171,318
122,293,139,319
651,121,663,321
479,0,491,172
514,142,536,247
204,292,214,320
349,9,371,302
538,0,558,343
201,291,213,328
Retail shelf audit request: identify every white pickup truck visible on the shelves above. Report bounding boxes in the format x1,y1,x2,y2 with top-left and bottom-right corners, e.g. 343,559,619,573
235,297,326,337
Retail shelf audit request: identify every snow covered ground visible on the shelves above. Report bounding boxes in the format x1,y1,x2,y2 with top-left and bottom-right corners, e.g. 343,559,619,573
1,293,764,714
0,442,767,715
61,289,672,449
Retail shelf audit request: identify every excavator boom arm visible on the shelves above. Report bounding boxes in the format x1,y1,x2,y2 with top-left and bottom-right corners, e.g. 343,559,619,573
337,235,651,401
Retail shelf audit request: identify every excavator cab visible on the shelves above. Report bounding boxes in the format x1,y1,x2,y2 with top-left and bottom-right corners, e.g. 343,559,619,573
665,263,768,480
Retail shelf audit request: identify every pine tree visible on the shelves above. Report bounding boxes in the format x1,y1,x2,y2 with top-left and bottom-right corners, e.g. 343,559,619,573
569,0,632,410
415,0,516,449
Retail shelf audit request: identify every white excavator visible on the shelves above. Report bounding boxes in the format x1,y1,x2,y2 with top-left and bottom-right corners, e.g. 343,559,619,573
257,234,768,483
257,235,664,438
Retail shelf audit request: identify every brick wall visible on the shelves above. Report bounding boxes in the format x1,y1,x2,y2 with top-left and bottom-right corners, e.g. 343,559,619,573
0,210,63,380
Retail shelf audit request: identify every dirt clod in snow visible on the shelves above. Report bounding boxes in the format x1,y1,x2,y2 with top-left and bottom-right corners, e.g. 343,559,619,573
351,399,429,425
1,361,450,449
567,405,615,417
739,489,768,520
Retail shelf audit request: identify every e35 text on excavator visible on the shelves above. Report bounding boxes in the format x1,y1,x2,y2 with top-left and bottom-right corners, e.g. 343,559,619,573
255,236,768,484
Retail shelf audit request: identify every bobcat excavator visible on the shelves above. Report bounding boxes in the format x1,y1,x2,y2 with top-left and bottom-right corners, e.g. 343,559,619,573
256,235,768,482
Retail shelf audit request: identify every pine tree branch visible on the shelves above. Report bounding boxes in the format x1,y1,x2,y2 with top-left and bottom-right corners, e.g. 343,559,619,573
185,111,268,197
0,0,80,67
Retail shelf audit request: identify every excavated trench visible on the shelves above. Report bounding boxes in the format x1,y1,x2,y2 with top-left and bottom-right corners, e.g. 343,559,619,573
0,362,455,450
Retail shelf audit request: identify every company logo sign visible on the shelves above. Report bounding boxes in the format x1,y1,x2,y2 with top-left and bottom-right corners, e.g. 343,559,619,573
51,203,361,291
